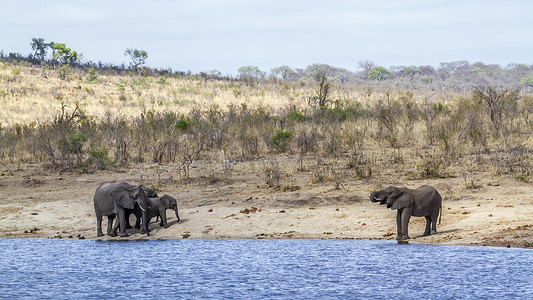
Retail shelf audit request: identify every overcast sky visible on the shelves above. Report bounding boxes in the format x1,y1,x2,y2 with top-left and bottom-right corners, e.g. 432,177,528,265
2,0,532,75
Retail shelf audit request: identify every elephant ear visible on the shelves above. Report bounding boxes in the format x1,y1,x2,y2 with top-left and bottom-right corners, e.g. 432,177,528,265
160,195,171,209
141,185,158,198
391,192,414,210
111,189,135,210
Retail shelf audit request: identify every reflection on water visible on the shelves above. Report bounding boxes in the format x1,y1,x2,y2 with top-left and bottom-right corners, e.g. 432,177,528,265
0,239,532,298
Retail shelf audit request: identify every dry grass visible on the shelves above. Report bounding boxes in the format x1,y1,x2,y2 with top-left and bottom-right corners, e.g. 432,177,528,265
1,61,533,185
0,61,339,125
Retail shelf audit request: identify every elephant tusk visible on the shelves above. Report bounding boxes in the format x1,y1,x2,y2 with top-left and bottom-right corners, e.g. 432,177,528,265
139,206,146,212
374,197,381,201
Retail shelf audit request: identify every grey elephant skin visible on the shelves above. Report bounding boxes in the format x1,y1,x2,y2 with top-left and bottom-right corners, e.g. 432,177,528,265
147,195,180,228
370,185,442,241
93,182,156,237
129,194,180,231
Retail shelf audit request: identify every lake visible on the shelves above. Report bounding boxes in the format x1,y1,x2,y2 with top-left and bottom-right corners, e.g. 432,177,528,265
0,239,531,299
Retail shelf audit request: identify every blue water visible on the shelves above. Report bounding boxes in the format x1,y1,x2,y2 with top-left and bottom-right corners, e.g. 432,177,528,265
0,239,531,299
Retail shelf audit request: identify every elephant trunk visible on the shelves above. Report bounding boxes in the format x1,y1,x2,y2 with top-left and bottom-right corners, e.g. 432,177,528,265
370,191,380,202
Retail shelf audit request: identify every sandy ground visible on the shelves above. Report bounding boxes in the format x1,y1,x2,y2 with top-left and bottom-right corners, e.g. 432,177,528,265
0,158,532,248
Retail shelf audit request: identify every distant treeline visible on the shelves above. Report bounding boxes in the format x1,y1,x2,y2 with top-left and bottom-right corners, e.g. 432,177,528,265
2,38,533,92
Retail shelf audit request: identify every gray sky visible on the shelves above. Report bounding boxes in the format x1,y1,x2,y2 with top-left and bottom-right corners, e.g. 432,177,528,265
2,0,532,75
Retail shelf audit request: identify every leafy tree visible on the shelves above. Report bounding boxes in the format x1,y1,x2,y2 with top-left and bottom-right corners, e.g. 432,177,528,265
271,65,296,79
124,48,148,75
30,38,48,61
237,65,265,85
521,73,533,87
52,43,79,65
368,66,391,81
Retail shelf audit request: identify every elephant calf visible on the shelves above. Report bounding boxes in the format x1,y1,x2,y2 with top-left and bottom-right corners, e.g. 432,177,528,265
370,185,442,241
130,195,180,230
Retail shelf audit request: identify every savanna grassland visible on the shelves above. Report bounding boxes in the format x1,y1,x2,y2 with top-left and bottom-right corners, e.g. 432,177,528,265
1,60,533,248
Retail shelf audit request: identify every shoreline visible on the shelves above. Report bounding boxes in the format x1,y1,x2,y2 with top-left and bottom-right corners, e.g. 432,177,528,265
1,163,532,249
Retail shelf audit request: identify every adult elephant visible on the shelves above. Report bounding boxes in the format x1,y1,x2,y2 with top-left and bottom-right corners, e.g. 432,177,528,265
94,182,155,237
370,185,442,241
138,195,180,229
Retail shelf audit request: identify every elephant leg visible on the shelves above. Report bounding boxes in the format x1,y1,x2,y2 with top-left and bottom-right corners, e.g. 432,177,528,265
133,210,141,229
96,213,104,237
96,212,102,237
159,207,169,228
107,215,116,236
110,216,119,237
125,211,133,229
423,216,431,236
140,211,150,236
430,211,438,235
399,208,412,240
117,209,129,237
396,210,402,240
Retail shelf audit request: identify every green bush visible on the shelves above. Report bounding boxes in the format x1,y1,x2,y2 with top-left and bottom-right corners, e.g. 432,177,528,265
271,129,293,152
286,110,306,122
79,147,113,172
87,68,97,82
58,132,86,155
432,102,451,115
175,118,192,131
12,67,22,76
156,77,169,85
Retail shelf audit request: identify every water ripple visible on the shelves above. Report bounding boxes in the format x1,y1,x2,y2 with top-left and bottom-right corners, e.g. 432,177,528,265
0,239,531,299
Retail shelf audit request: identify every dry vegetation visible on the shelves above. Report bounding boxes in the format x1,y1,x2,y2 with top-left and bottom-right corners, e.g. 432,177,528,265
1,61,532,247
1,61,532,181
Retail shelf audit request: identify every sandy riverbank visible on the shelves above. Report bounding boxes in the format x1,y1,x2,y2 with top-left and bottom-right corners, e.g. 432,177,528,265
0,162,532,248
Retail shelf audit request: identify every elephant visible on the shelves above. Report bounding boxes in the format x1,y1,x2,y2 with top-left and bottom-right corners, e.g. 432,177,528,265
93,182,157,237
370,185,442,241
124,194,180,234
146,195,180,228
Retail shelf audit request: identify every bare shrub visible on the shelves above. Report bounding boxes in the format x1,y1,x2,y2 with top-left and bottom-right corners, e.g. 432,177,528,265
398,91,421,139
493,145,531,181
262,160,298,191
101,112,130,164
372,94,403,150
311,158,335,184
415,151,451,179
295,124,320,171
473,85,521,137
454,96,488,151
347,150,373,179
